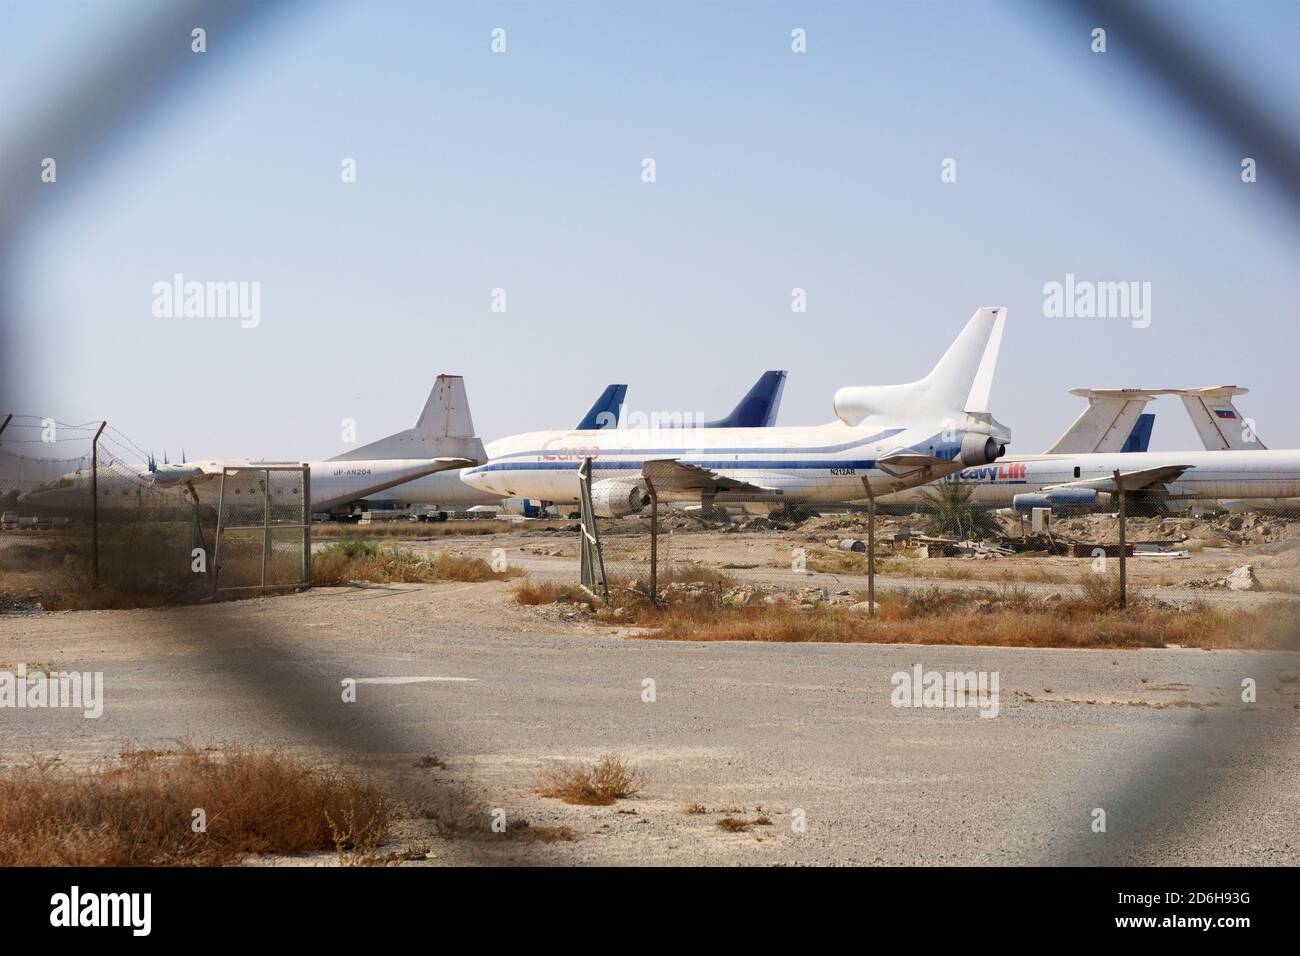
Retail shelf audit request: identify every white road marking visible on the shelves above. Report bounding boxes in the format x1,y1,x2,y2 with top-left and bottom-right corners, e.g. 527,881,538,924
353,676,478,685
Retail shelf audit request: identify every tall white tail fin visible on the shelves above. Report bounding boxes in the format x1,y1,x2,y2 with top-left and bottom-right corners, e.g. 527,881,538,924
1178,387,1263,449
330,374,487,463
1048,388,1158,454
1051,386,1263,452
834,307,1006,426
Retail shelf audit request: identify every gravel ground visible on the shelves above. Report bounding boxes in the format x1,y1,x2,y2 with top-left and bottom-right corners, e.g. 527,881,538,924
380,528,1300,610
1,581,1296,866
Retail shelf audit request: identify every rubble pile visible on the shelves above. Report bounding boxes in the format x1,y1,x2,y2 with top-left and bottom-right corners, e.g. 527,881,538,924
1184,564,1264,592
1054,512,1300,547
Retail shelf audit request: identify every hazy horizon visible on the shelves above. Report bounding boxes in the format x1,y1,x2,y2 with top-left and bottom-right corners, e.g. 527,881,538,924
3,1,1296,460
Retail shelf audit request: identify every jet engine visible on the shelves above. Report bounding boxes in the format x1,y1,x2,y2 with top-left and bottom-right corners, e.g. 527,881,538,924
959,432,1006,467
590,478,650,517
150,464,207,486
1013,488,1108,514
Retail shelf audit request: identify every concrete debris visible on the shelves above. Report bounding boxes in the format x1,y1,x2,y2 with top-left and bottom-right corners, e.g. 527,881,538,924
722,586,756,606
953,540,1014,558
1226,565,1262,591
1053,512,1300,547
1184,564,1263,591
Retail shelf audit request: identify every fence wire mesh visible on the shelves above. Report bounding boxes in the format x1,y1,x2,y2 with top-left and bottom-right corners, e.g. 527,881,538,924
213,466,310,593
571,481,1299,627
0,416,216,607
0,416,311,608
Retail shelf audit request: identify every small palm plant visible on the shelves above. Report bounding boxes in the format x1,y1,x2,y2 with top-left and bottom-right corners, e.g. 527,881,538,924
917,482,1003,540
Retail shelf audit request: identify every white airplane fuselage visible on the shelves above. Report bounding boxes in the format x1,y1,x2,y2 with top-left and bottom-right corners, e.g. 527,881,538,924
879,449,1300,509
464,306,1011,511
461,421,981,506
365,439,508,508
18,458,454,517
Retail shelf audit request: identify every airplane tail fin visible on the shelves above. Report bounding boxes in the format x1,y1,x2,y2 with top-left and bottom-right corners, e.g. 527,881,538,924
1178,387,1263,449
834,307,1006,425
575,384,627,430
1051,386,1260,453
706,370,787,428
1047,388,1159,454
1123,413,1155,453
330,374,487,464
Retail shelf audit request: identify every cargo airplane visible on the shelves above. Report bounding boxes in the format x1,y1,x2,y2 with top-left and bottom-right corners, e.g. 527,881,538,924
17,375,485,516
879,385,1300,513
361,370,790,517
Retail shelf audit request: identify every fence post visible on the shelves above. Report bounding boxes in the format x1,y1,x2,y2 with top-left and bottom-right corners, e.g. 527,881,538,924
645,477,659,605
90,421,106,583
186,483,213,589
577,457,607,599
867,495,876,615
302,464,312,589
861,476,876,615
212,469,227,597
1114,469,1126,609
261,468,271,589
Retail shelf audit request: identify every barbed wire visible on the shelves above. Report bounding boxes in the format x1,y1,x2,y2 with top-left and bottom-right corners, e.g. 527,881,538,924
2,414,105,431
106,429,153,463
0,446,91,468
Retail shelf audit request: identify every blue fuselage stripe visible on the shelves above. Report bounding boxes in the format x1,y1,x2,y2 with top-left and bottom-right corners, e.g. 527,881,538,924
470,459,882,473
486,427,907,463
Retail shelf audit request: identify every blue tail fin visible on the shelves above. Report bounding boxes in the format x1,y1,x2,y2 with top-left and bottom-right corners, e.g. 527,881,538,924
575,384,627,430
705,371,787,428
1122,413,1155,453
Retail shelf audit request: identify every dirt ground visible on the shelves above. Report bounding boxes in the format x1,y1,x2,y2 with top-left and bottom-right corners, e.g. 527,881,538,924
2,512,1298,866
2,580,1297,866
352,511,1300,598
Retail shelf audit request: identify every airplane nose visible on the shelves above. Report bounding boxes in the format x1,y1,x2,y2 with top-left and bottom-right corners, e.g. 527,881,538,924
461,468,493,492
463,466,513,498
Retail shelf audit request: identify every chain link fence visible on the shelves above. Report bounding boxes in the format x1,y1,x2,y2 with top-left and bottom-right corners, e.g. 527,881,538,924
570,469,1299,628
576,458,674,605
785,492,1300,612
0,415,309,607
212,465,310,593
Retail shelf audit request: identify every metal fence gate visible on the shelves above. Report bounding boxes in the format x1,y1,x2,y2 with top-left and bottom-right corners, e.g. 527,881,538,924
577,456,667,604
212,464,310,594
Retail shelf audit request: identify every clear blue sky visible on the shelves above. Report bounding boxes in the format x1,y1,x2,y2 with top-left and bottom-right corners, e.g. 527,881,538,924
3,0,1297,459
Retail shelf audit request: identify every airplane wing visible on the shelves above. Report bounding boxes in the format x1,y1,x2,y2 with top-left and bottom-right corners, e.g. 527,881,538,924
878,453,949,469
155,457,473,489
149,462,225,485
876,452,953,479
1044,464,1193,493
641,458,775,495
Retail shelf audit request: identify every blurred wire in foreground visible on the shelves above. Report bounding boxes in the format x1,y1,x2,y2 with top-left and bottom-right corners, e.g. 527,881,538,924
1054,0,1300,217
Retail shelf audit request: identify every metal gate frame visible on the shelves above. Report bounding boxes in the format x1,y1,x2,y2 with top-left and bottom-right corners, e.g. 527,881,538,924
211,463,311,595
577,457,608,599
